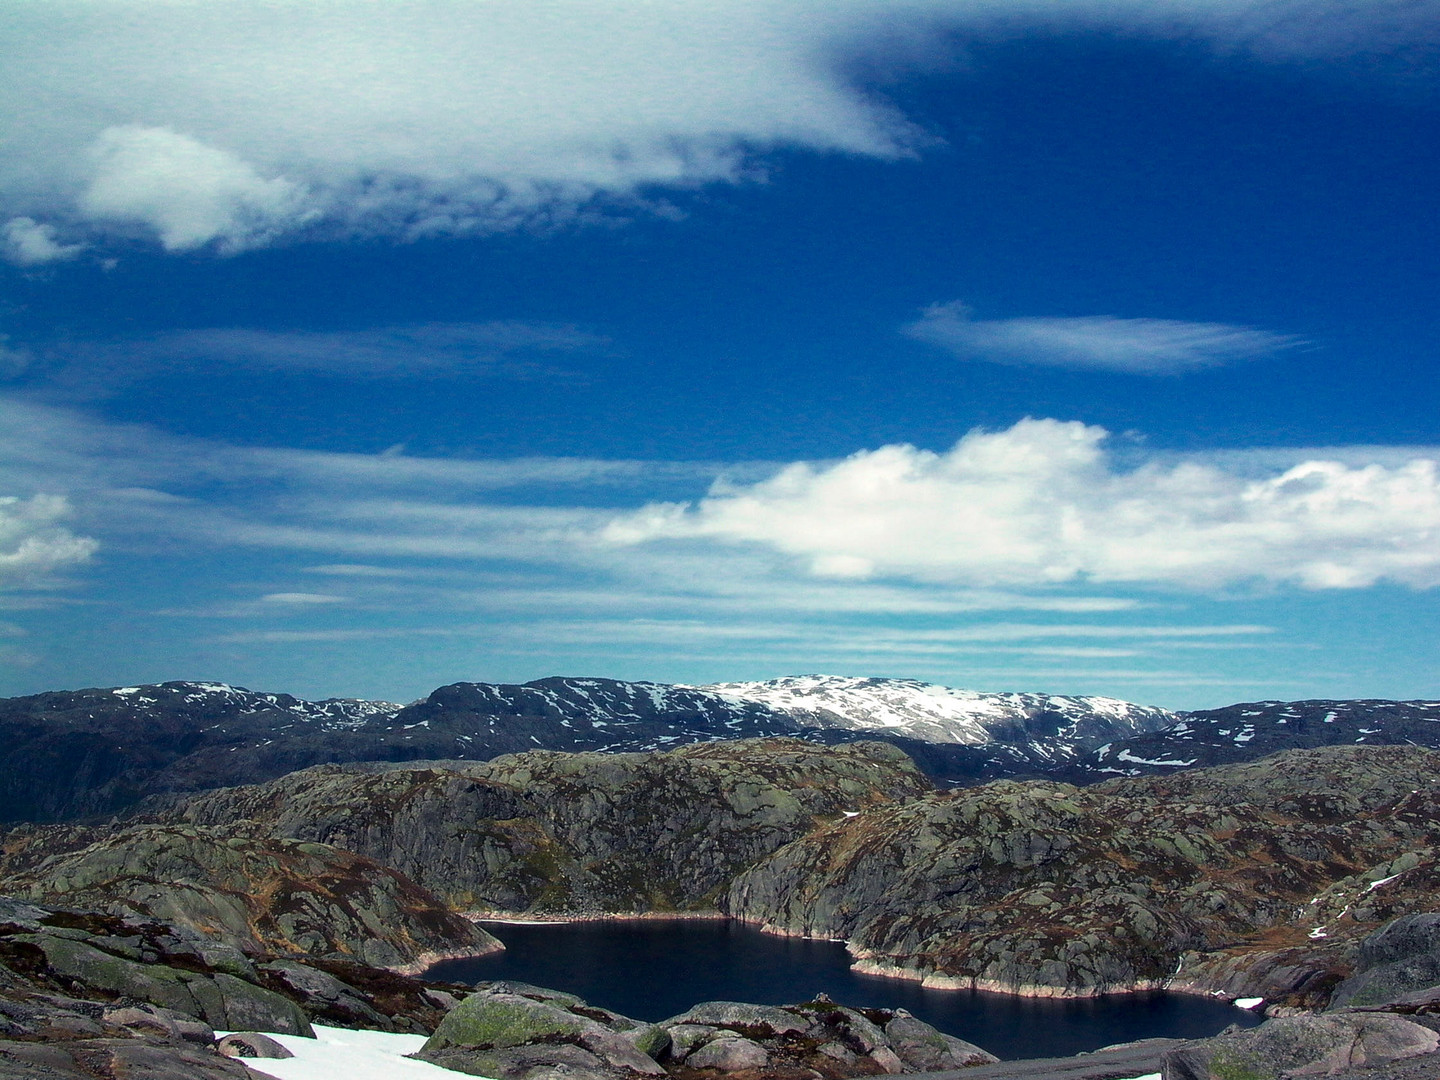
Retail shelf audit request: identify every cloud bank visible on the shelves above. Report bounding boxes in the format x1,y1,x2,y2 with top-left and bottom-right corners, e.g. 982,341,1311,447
2,0,1435,254
904,303,1301,373
607,419,1440,590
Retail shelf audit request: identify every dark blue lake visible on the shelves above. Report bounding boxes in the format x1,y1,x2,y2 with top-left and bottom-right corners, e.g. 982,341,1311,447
426,919,1259,1061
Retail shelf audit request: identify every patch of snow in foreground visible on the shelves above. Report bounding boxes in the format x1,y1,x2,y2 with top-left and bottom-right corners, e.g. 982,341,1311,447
1234,997,1265,1010
227,1025,461,1080
1117,1074,1161,1080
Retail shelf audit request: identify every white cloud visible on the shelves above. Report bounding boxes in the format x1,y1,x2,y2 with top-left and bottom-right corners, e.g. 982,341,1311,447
79,126,313,252
904,302,1301,373
0,494,98,586
1,0,1432,253
2,217,84,265
607,418,1440,590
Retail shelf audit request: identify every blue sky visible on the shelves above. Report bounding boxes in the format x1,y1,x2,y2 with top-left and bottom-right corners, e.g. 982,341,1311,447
1,0,1438,708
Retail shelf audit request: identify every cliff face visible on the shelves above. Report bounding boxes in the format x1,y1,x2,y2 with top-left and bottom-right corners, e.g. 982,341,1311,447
175,738,933,914
0,823,500,969
724,746,1440,1000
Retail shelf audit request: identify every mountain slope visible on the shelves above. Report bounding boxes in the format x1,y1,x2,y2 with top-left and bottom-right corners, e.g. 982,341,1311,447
1067,699,1440,781
703,674,1178,749
3,675,1438,824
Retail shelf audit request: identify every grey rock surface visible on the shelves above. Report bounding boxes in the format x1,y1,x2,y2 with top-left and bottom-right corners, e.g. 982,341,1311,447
0,823,500,968
685,1035,770,1070
1161,1013,1440,1080
727,746,1440,998
1330,913,1440,1009
897,1037,1184,1080
216,1032,295,1059
177,738,930,914
661,1000,810,1036
0,1037,265,1080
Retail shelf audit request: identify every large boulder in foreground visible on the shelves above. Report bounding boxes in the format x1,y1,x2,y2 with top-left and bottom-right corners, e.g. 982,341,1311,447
1329,913,1440,1010
0,1037,262,1079
415,985,666,1080
1161,1013,1440,1079
8,930,313,1036
414,984,997,1079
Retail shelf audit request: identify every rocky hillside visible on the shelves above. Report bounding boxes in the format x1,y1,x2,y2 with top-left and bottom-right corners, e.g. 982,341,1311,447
3,675,1438,825
0,823,500,969
1067,698,1440,779
0,893,490,1077
173,738,932,913
725,745,1440,1001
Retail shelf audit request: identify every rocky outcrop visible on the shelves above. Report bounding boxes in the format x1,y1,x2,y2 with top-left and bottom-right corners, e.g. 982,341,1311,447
0,894,485,1037
1328,914,1440,1010
1161,1012,1440,1080
0,897,311,1037
0,1036,262,1079
726,747,1440,999
412,983,997,1079
0,823,501,969
174,738,932,914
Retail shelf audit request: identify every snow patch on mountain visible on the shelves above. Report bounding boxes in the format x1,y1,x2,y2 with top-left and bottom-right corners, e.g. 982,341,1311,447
700,675,1177,747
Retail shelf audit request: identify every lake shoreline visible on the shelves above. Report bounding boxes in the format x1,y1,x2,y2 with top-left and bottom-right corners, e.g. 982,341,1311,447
454,909,1259,1007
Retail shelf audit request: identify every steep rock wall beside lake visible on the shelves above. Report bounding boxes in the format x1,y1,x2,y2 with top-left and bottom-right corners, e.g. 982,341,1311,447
725,746,1440,1000
174,738,932,914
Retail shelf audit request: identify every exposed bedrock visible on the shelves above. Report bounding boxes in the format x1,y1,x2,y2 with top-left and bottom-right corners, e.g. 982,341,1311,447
413,982,997,1079
0,823,500,969
174,738,932,914
726,747,1440,998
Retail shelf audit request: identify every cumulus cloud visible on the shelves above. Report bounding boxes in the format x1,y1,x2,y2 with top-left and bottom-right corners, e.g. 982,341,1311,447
0,494,98,586
904,302,1301,373
606,418,1440,590
1,0,1434,253
2,217,84,266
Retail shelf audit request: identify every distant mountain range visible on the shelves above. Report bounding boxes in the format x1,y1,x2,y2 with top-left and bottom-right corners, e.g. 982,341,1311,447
1,673,1436,823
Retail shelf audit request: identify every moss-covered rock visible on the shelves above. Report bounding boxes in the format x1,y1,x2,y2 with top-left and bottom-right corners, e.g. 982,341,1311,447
424,991,595,1051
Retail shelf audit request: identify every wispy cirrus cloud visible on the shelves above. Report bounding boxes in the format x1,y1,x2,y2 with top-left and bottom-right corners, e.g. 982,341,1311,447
903,302,1302,374
2,1,1435,255
2,394,1433,699
17,321,609,393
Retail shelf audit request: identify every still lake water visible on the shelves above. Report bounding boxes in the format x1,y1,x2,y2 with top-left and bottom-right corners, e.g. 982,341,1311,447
426,919,1259,1061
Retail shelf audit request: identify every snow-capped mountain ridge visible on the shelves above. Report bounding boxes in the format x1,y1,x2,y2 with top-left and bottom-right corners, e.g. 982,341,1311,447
104,680,400,728
700,674,1177,747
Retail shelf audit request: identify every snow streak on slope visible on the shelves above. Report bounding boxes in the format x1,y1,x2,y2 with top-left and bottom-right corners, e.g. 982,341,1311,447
701,675,1177,748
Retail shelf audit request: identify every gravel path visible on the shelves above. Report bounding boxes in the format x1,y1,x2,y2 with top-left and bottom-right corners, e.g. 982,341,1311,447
897,1038,1181,1080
